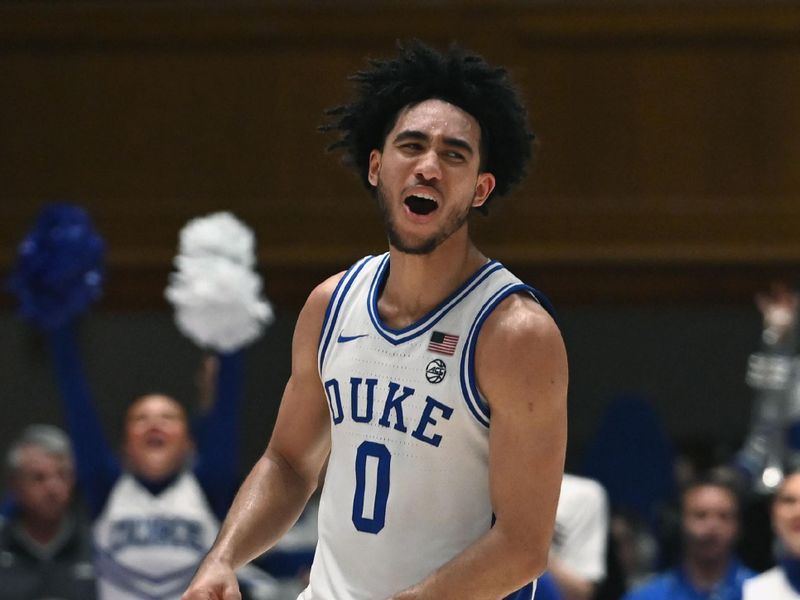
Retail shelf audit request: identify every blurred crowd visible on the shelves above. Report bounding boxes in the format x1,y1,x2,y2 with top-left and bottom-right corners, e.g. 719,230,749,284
4,278,800,599
529,284,800,600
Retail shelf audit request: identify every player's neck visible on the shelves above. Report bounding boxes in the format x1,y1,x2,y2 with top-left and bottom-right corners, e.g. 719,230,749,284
379,234,487,330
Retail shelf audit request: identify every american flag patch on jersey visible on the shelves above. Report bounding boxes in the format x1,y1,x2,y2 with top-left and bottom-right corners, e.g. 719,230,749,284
427,331,459,356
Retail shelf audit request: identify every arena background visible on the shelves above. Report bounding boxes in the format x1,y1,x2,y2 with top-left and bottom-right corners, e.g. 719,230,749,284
1,1,799,478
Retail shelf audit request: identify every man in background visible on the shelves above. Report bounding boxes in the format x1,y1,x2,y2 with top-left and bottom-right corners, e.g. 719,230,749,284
0,424,96,600
623,477,753,600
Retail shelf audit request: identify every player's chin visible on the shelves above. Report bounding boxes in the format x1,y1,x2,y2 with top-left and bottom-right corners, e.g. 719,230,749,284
389,233,439,255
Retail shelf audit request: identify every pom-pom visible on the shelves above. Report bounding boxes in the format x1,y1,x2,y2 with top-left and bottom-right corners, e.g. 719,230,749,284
178,211,257,267
165,212,273,352
7,203,105,330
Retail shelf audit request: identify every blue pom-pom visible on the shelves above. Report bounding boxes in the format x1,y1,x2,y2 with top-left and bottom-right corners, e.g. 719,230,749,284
7,203,105,330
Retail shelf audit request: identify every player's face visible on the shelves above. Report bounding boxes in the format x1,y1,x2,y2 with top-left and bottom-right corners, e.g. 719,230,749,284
773,473,800,557
124,394,193,482
13,446,74,524
681,485,738,564
367,99,496,255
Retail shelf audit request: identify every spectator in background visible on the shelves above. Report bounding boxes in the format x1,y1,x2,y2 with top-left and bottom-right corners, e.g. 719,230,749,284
736,283,800,493
733,284,800,573
623,477,754,600
0,424,96,600
744,469,800,599
89,393,227,599
48,331,278,599
4,204,278,598
546,474,609,600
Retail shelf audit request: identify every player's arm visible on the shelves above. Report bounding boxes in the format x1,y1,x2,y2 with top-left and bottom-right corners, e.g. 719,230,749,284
182,274,340,600
390,294,568,600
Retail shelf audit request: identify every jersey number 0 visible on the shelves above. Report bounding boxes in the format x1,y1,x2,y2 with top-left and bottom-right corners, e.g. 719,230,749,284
352,441,391,534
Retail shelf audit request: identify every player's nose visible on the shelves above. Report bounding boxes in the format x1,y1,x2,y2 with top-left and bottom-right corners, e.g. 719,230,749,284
414,150,442,181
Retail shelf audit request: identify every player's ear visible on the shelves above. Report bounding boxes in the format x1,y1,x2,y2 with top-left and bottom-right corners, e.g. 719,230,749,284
368,150,382,187
472,172,496,209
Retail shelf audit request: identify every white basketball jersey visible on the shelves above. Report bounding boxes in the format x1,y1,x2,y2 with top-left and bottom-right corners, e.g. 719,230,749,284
302,253,541,600
93,471,220,600
743,566,800,599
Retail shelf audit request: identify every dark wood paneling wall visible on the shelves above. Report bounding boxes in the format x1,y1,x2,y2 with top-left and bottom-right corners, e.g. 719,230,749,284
2,2,800,308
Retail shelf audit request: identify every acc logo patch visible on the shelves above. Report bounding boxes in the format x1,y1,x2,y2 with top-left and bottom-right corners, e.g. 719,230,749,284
426,359,447,384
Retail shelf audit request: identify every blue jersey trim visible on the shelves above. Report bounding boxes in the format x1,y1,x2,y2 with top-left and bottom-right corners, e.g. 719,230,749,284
460,283,541,428
318,256,373,374
506,581,535,600
367,253,503,345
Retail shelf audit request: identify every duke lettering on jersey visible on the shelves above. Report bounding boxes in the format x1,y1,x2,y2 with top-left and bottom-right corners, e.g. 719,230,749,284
323,376,453,447
108,517,205,552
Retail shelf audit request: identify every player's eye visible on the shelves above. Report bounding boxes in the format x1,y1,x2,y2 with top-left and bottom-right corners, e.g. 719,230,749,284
445,150,466,161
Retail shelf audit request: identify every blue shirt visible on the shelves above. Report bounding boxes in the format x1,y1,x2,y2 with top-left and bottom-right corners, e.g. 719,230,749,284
623,559,755,600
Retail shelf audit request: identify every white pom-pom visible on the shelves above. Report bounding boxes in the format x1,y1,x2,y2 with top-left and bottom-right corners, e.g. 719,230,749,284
165,213,274,352
178,211,256,267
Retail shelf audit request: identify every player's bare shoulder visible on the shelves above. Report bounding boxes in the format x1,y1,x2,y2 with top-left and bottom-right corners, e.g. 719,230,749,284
474,291,567,411
304,272,346,319
479,291,563,352
291,272,347,370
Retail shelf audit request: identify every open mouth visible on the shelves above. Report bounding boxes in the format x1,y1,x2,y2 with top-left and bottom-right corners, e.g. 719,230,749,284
404,194,438,215
144,432,167,448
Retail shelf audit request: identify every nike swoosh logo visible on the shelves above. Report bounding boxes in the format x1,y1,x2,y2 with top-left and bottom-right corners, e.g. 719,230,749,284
337,333,368,343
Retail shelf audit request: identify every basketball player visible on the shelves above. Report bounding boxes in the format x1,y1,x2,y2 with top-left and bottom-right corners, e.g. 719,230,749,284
184,40,568,600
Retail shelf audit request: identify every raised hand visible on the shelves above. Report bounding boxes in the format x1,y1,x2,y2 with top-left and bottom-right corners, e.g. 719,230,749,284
756,282,799,344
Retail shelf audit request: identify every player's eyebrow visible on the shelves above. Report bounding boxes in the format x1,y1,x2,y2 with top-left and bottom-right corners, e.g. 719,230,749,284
393,130,474,157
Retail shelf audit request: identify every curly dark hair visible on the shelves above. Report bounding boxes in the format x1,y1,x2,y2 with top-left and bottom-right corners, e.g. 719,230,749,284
322,40,535,213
